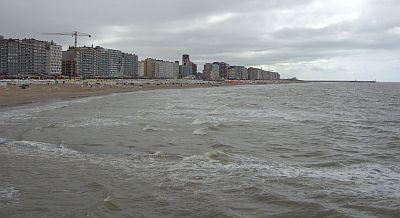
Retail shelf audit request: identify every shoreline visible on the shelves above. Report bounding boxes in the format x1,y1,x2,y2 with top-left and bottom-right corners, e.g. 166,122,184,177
0,79,301,108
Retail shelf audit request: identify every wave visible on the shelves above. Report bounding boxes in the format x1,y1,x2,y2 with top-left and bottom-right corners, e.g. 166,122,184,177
192,128,208,135
2,137,400,200
0,95,105,125
0,184,20,207
192,123,228,136
0,137,80,158
142,124,174,132
61,118,130,128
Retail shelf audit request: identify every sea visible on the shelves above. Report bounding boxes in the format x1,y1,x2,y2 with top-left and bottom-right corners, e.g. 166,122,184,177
0,82,399,218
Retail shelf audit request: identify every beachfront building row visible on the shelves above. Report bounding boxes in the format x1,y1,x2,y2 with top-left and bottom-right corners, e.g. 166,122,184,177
139,58,180,79
248,67,280,80
0,38,62,77
203,63,280,81
62,46,138,78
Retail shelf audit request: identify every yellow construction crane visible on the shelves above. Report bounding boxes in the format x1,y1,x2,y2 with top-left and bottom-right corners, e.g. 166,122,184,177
44,31,92,78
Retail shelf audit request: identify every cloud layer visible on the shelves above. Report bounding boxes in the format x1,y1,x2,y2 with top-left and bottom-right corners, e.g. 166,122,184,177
1,0,399,81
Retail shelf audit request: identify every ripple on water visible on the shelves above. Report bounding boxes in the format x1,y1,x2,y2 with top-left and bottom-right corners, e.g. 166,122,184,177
0,185,20,207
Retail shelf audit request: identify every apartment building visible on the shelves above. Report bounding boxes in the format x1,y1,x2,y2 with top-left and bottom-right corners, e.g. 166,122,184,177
19,39,49,76
0,38,20,76
228,66,248,80
213,62,230,79
47,41,62,75
138,60,145,78
248,67,280,80
121,52,138,78
143,58,157,78
0,37,63,77
63,46,138,78
157,60,179,79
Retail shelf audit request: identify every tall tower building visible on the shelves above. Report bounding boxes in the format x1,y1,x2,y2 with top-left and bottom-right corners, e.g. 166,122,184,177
0,38,20,77
182,54,196,77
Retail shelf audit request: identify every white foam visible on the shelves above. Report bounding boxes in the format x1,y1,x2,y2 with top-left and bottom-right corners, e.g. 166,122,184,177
0,96,104,125
142,124,174,132
2,136,399,201
0,138,80,158
0,185,20,207
61,118,130,128
103,195,112,202
192,128,208,135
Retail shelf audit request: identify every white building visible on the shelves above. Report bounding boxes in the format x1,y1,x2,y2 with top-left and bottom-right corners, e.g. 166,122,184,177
47,43,62,75
155,60,180,79
211,63,220,80
138,60,145,78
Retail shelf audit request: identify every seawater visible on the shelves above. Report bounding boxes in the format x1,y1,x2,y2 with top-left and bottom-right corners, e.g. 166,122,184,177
0,83,399,217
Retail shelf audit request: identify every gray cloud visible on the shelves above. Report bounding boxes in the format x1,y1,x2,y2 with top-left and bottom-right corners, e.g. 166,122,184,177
1,0,399,81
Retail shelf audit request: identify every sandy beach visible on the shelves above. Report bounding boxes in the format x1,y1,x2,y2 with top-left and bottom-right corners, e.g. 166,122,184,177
0,79,302,108
0,81,215,108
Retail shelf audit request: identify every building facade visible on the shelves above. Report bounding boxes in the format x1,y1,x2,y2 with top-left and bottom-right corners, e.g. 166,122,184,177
228,66,248,80
203,63,220,80
181,54,196,77
143,58,157,78
121,52,138,78
47,41,62,75
158,60,179,79
62,46,138,78
0,38,62,77
213,62,230,79
19,39,49,76
248,67,280,80
0,38,20,76
138,60,145,78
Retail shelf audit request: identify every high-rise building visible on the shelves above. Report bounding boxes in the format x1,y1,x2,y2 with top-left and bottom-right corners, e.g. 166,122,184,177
138,60,145,78
248,67,261,80
0,35,4,40
247,67,280,80
181,54,196,77
157,60,179,79
0,38,20,77
62,50,76,77
121,52,138,78
143,58,157,78
203,63,220,80
1,38,62,77
203,63,212,80
19,38,49,76
80,46,98,77
213,62,230,79
63,46,138,78
0,38,62,77
47,41,62,75
228,66,248,80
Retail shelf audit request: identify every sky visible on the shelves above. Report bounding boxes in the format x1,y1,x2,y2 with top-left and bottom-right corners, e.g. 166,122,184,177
1,0,399,81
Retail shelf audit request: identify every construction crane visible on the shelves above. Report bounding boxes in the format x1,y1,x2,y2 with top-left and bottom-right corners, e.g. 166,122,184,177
43,31,92,78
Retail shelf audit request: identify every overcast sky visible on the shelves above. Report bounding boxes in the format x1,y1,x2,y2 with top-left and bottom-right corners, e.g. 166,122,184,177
1,0,399,81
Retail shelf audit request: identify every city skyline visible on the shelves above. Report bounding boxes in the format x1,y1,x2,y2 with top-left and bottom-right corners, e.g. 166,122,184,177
1,0,399,81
